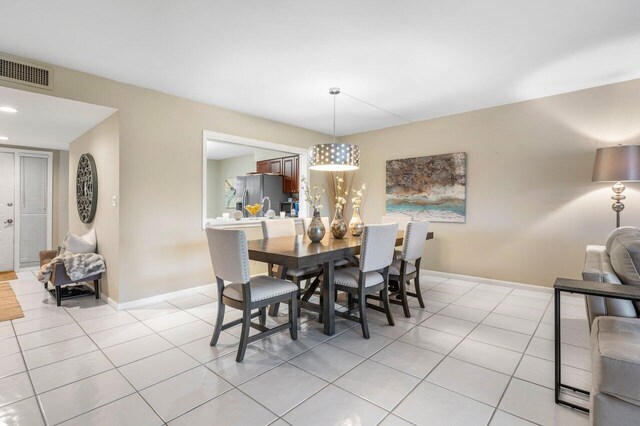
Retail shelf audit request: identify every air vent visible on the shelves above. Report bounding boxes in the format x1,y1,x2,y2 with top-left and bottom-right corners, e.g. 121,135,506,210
0,54,53,90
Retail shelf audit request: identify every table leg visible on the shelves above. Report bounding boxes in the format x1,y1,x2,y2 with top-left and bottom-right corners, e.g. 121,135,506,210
322,260,335,336
554,288,561,404
268,265,288,317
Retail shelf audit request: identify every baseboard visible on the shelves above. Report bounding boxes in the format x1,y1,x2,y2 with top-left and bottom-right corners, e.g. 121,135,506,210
106,283,217,311
420,269,554,294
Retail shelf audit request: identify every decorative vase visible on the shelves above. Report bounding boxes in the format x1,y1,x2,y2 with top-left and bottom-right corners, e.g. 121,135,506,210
349,205,364,236
330,205,347,239
307,208,325,243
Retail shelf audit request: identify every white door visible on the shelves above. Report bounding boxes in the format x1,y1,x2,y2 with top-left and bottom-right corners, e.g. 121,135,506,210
0,152,15,271
19,155,48,268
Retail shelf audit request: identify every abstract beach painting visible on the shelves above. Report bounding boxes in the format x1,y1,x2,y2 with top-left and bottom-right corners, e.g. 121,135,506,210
386,152,466,223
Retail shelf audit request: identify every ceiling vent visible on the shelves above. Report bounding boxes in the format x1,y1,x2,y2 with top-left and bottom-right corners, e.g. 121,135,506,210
0,54,53,90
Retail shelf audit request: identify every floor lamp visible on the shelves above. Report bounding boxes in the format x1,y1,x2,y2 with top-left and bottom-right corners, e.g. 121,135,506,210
592,145,640,228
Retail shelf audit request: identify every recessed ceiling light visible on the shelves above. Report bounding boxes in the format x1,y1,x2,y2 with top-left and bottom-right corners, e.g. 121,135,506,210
0,136,9,141
0,106,18,113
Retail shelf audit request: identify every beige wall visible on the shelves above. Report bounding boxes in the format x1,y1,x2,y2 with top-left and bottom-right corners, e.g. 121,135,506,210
342,78,640,287
68,114,120,300
0,56,330,303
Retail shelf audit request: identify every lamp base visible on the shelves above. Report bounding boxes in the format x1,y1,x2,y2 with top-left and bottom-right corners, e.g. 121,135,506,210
611,181,626,228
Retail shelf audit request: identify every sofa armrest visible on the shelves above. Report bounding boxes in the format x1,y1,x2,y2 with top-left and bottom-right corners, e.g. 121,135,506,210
39,250,58,267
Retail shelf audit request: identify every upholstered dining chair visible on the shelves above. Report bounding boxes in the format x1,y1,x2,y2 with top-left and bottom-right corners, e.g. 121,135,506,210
381,215,412,258
206,228,298,362
262,219,323,315
325,223,399,338
387,220,430,317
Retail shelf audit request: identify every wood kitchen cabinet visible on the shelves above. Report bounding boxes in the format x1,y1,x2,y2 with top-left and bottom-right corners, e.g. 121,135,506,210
256,160,270,173
255,155,299,193
282,155,298,193
269,158,282,174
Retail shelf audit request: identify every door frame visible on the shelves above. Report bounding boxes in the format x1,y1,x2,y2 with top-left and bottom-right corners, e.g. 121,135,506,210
0,147,53,271
201,130,309,228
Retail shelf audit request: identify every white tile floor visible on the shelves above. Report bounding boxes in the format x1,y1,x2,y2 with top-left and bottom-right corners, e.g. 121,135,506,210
0,271,591,425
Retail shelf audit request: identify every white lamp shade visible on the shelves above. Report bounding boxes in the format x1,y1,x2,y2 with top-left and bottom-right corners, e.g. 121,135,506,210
309,143,360,171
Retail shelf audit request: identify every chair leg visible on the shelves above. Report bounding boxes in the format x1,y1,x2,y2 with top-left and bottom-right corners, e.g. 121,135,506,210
269,302,280,316
259,307,266,327
398,275,411,318
94,280,100,299
55,286,62,307
236,307,252,362
358,287,370,339
414,275,426,308
289,296,298,340
381,285,395,326
347,293,354,312
210,301,226,346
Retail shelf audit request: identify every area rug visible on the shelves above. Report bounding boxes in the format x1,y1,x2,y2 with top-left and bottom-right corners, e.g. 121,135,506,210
0,282,24,322
0,271,18,281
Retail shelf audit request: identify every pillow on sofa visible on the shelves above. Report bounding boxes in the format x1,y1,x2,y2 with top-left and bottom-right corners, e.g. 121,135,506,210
63,228,97,254
606,226,640,254
610,233,640,286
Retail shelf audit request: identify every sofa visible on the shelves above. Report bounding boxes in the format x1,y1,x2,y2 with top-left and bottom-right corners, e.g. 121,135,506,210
582,226,640,425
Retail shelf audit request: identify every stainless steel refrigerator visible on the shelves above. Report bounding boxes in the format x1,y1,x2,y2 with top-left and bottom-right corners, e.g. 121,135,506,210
234,174,287,217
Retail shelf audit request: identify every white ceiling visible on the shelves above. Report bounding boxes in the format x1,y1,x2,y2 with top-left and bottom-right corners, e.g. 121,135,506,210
1,1,639,136
0,86,116,150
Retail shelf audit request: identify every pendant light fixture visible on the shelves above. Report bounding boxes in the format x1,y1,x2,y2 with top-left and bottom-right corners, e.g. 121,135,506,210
309,88,360,171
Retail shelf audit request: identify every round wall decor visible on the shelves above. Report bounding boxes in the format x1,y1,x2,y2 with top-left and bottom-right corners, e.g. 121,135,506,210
76,153,98,223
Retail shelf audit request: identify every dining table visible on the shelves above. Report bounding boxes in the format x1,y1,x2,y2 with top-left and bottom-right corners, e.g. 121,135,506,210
246,230,434,336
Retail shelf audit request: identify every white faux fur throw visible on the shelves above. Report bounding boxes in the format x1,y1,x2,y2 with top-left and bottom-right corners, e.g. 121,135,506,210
37,252,106,283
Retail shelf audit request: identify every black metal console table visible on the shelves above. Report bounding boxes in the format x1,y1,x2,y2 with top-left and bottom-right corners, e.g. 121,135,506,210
553,278,640,413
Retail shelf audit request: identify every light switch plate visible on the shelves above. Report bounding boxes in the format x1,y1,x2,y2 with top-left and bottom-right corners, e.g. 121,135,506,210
112,196,118,207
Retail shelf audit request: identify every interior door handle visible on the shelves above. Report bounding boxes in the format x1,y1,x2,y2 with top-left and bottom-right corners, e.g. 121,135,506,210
4,219,13,224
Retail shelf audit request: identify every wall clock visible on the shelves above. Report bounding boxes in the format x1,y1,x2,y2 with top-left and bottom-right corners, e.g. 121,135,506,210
76,153,98,223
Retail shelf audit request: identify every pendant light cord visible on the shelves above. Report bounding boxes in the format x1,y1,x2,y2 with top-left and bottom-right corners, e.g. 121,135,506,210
333,93,337,143
340,91,412,124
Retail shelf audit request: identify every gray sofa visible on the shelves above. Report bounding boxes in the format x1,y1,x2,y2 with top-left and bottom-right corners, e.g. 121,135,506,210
582,226,640,425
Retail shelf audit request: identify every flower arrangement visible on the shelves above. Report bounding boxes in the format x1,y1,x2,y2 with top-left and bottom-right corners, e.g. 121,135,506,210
301,176,324,211
334,176,349,210
351,183,366,208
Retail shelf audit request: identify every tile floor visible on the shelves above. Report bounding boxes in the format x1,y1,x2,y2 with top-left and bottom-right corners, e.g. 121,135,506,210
0,271,591,425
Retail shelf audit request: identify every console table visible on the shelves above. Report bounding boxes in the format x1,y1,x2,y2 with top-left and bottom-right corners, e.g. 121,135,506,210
553,278,640,413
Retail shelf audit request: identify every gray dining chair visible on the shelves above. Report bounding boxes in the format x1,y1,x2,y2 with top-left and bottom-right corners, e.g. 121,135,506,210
381,215,412,258
324,223,399,338
388,220,430,317
206,228,298,362
262,220,323,315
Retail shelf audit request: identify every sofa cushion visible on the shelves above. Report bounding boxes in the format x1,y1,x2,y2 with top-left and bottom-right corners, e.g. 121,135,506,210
591,317,640,405
606,226,640,255
63,228,97,254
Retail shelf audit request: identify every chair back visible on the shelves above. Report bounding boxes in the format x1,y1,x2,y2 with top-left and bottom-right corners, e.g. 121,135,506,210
360,223,399,272
302,217,330,234
382,216,411,234
401,221,430,261
262,219,296,238
206,228,250,283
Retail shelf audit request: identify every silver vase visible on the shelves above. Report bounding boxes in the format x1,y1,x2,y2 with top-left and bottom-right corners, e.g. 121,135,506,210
330,205,347,239
348,205,364,236
307,208,325,243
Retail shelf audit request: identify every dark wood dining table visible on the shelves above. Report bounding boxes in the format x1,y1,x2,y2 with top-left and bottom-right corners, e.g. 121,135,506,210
246,231,434,336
